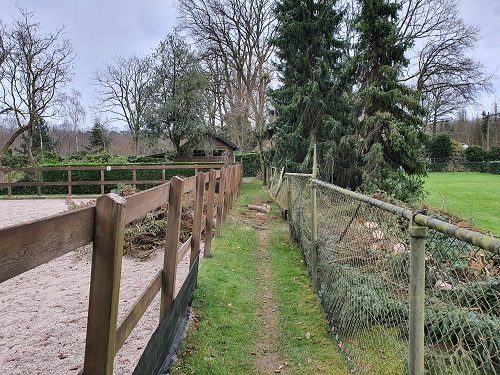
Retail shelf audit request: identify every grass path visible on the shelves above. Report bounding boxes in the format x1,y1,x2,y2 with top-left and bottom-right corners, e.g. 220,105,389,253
169,179,349,374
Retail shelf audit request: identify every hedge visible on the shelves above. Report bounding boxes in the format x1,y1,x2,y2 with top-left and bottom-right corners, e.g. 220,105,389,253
3,162,224,196
236,153,260,177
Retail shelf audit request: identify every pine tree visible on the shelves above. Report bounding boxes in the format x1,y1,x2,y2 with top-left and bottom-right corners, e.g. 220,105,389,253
17,117,57,163
87,119,110,153
270,0,358,186
354,0,427,201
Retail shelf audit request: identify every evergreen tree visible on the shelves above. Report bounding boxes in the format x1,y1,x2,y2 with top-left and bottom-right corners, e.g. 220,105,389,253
87,119,110,153
146,33,209,158
270,0,358,186
354,0,427,201
17,116,57,162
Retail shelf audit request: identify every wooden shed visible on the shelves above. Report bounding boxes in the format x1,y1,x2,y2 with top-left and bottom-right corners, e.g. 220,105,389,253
174,135,238,163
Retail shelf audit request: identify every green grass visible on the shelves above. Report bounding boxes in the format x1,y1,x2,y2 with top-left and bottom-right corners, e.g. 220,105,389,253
423,172,500,235
179,224,261,374
169,179,349,374
347,327,407,374
268,228,350,374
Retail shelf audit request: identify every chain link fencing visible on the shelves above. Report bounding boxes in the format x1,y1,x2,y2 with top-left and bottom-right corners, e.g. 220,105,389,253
269,171,499,374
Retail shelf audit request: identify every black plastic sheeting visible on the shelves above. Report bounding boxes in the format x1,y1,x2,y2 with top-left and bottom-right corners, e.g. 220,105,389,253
133,256,199,375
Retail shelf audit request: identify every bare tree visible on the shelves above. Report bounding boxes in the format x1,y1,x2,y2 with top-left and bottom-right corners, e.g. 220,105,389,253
0,21,10,110
93,54,152,154
178,0,275,180
397,0,493,130
0,8,74,166
52,88,86,155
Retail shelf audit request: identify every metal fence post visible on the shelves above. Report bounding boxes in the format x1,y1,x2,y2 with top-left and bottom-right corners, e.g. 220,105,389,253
311,144,318,292
409,212,428,375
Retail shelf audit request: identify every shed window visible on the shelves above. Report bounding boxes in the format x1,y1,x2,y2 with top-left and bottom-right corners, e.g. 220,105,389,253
212,149,224,157
193,150,206,157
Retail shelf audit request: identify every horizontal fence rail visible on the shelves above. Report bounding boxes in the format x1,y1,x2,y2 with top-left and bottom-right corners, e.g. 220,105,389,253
0,164,242,374
269,170,499,375
0,163,227,197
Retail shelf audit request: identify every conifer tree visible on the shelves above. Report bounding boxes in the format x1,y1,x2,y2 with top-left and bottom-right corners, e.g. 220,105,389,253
270,0,358,186
87,119,110,153
354,0,427,200
18,116,57,163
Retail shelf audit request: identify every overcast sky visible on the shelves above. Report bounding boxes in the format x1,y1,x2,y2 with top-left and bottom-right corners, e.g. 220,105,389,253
2,0,500,129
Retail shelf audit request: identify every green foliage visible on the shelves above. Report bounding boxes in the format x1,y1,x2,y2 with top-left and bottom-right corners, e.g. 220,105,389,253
0,151,28,168
86,119,110,152
270,0,358,187
486,161,500,174
488,146,500,161
146,32,209,157
361,164,427,203
424,298,500,374
16,117,58,164
465,146,488,162
354,0,427,201
11,172,37,195
319,264,408,336
436,279,500,316
426,134,453,160
235,153,260,177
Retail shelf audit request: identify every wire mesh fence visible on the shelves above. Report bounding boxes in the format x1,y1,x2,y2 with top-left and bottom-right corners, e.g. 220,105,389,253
269,171,499,374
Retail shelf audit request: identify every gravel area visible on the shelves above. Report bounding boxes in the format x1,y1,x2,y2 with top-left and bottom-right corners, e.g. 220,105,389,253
0,198,195,374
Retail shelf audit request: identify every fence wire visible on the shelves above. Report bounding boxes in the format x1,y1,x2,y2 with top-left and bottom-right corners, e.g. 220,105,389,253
269,173,499,375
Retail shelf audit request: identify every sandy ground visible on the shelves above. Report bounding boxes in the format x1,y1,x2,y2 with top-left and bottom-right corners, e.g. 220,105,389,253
0,198,197,374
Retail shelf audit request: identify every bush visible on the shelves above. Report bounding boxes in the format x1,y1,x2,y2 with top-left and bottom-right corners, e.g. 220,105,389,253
465,146,488,162
236,153,260,177
426,134,453,160
11,172,38,195
486,161,500,174
488,146,500,161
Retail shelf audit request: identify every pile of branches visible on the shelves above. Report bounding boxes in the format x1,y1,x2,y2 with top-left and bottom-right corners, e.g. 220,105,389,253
124,190,197,259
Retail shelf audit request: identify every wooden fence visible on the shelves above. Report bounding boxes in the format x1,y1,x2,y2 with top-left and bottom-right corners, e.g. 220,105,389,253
0,163,226,197
0,164,242,374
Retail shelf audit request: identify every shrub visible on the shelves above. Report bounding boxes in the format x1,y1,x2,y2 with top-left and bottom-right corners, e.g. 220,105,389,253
486,161,500,174
488,146,500,161
426,134,453,160
465,146,488,162
11,172,37,195
236,153,260,177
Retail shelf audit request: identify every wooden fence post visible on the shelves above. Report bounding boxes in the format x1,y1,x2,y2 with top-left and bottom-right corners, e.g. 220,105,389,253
160,177,183,318
37,171,41,196
215,168,226,237
204,169,216,257
83,194,126,375
191,172,205,268
229,165,236,209
222,168,230,224
7,171,12,197
100,169,105,195
68,170,72,196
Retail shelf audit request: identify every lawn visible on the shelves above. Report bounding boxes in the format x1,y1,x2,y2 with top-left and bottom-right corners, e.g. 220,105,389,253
423,172,500,235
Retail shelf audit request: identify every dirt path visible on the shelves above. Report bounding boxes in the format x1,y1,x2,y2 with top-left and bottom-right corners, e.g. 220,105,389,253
0,199,197,374
253,221,285,374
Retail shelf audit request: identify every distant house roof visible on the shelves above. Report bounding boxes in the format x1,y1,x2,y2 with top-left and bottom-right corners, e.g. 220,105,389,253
214,135,238,150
